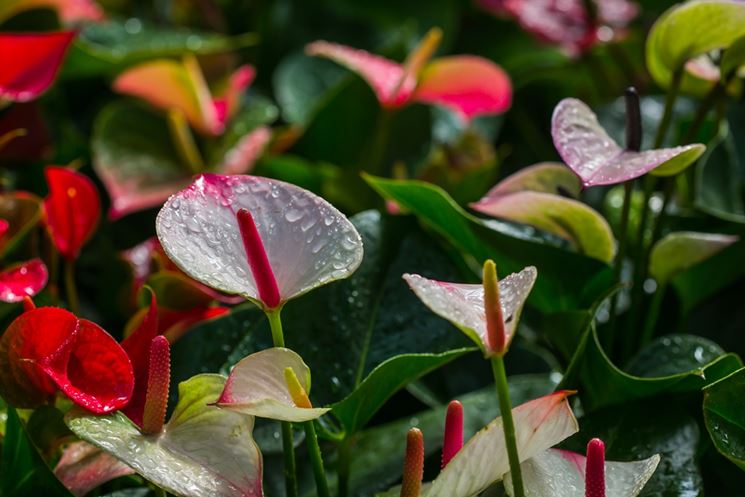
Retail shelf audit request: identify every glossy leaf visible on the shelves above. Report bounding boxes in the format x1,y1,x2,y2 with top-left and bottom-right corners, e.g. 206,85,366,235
551,98,705,186
703,367,745,471
425,391,578,497
156,173,363,308
0,408,73,497
503,448,659,497
331,348,473,433
43,166,101,261
54,442,134,497
0,31,76,102
721,35,745,79
113,57,221,136
66,374,263,497
413,55,512,120
217,347,330,422
649,231,738,284
483,162,581,198
646,0,745,93
365,175,614,313
0,258,48,303
472,191,615,263
403,267,537,354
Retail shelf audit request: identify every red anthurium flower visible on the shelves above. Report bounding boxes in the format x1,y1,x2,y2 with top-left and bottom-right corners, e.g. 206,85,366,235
0,31,77,103
306,28,512,121
0,219,8,241
0,307,134,413
0,258,48,303
43,166,101,261
479,0,638,57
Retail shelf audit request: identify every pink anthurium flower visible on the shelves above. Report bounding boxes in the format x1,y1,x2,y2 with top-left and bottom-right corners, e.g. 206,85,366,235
503,438,660,497
0,31,76,103
43,166,101,261
54,441,135,497
478,0,638,57
306,28,512,122
156,174,363,311
403,266,537,356
113,57,255,136
0,0,103,24
217,347,330,422
551,98,705,187
0,258,48,303
441,400,464,469
0,306,134,413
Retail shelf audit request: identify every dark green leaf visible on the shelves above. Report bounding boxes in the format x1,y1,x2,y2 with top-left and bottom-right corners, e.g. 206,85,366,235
704,367,745,471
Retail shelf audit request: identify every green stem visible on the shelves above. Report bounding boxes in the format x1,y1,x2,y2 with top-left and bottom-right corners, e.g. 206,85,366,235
337,437,352,497
491,356,524,497
64,259,79,315
640,283,666,347
167,108,203,174
267,309,297,497
305,421,331,497
606,181,633,349
154,486,167,497
653,66,684,149
367,108,393,176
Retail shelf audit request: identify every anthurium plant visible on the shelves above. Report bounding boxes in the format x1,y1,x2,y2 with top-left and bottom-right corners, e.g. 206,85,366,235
2,0,745,496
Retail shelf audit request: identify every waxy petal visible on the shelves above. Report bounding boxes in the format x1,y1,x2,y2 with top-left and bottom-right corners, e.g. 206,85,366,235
66,374,263,497
212,65,256,128
403,267,537,354
156,174,363,307
306,41,416,107
471,191,615,263
217,347,330,422
55,441,134,497
0,0,103,24
551,98,705,187
503,448,660,497
216,125,271,175
414,56,512,121
43,166,101,261
113,57,221,136
0,258,48,303
426,391,579,497
0,308,134,413
649,231,738,284
0,31,76,103
42,319,134,414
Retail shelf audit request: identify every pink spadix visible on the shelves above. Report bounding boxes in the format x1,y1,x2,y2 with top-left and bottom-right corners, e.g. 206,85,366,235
585,438,606,497
236,208,281,309
441,400,464,468
141,336,171,435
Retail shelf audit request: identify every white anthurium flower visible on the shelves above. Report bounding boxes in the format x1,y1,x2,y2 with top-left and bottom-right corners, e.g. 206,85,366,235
217,347,330,422
504,446,660,497
403,267,537,355
156,173,364,310
551,98,704,187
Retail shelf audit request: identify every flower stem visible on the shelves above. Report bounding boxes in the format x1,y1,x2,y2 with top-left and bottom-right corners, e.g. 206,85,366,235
64,259,79,315
367,108,393,176
653,66,684,149
337,437,352,497
606,180,633,350
267,309,297,497
304,420,331,497
154,486,167,497
491,356,524,497
167,108,203,175
640,282,666,347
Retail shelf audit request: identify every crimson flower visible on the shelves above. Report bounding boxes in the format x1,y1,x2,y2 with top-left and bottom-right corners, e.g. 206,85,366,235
0,31,76,103
0,305,134,413
43,166,101,261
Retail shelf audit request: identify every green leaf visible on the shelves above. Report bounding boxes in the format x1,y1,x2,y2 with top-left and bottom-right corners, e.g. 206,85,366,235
562,323,742,412
63,20,256,78
364,175,613,313
0,408,73,497
704,367,745,471
625,335,727,378
649,231,739,284
66,374,263,497
331,348,474,433
721,34,745,79
646,0,745,95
